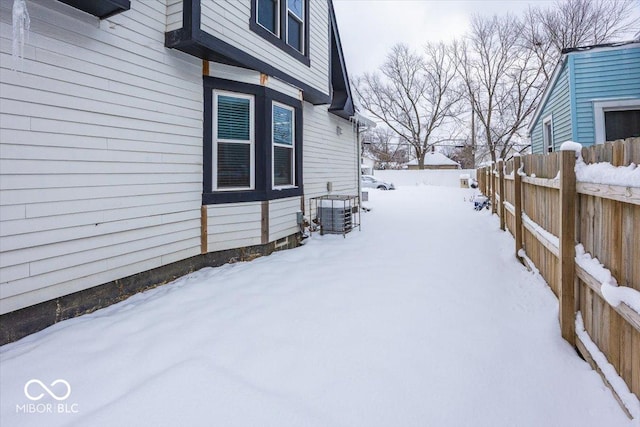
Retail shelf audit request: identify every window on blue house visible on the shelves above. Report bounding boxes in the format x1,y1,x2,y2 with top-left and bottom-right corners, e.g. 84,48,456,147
604,109,640,141
594,100,640,144
542,115,553,153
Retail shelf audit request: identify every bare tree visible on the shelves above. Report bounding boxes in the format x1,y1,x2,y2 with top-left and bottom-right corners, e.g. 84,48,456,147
539,0,636,51
362,127,409,169
523,0,638,82
455,15,546,164
447,144,475,169
354,43,460,169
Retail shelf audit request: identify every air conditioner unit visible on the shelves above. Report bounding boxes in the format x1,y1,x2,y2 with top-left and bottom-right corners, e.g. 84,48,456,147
311,195,360,237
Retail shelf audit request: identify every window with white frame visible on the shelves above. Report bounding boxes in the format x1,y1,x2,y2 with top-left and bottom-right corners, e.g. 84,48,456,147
272,103,295,187
213,91,255,190
286,0,304,53
542,115,553,153
251,0,308,63
257,0,279,35
593,99,640,144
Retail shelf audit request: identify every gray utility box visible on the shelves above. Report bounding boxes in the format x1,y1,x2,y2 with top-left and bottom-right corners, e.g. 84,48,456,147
311,195,360,237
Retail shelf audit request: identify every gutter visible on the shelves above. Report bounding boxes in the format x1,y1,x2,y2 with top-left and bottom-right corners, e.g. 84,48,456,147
351,113,376,205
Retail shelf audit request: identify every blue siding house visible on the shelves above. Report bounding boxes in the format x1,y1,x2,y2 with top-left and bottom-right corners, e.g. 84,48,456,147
528,41,640,154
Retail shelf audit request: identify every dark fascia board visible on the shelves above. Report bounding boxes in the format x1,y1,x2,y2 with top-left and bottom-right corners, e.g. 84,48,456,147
561,39,640,54
56,0,130,20
165,0,330,106
327,0,355,119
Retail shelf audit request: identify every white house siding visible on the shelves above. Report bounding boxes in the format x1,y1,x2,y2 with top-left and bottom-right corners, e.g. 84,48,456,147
199,0,330,95
0,0,203,314
302,102,358,213
206,203,263,252
166,0,184,32
269,197,301,241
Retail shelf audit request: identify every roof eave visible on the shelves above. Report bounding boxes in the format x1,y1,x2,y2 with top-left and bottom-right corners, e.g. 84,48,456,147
527,55,568,134
327,0,356,120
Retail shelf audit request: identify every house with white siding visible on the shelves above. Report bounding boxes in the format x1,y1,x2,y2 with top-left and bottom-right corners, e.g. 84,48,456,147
528,40,640,154
0,0,361,343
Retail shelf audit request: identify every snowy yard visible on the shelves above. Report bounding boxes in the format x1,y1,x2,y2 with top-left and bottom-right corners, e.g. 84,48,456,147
0,185,635,427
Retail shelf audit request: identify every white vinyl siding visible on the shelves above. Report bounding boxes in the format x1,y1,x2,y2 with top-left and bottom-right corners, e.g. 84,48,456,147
205,198,299,251
200,0,329,94
166,0,183,32
269,197,300,241
206,202,263,252
0,0,202,314
302,102,359,213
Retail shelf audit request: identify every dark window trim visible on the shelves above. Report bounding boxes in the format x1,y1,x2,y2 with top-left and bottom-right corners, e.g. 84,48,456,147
250,0,310,66
166,0,327,105
203,77,303,205
165,0,355,118
57,0,130,19
327,0,354,119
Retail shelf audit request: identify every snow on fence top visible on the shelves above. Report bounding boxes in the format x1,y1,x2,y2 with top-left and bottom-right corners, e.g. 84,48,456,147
558,140,640,187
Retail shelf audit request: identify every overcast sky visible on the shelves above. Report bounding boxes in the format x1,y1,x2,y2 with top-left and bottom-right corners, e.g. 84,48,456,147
332,0,638,78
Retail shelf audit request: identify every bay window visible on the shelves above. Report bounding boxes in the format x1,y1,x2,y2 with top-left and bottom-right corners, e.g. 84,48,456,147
213,91,254,190
203,78,303,204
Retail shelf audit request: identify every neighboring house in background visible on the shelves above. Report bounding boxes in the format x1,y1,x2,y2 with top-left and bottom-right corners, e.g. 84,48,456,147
0,0,359,343
361,156,375,175
528,41,640,154
406,151,460,170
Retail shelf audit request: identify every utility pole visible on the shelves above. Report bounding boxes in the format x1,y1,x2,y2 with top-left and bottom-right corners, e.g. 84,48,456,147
470,104,476,169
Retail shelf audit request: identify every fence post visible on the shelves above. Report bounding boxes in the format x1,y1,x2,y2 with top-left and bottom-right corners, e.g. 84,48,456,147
513,156,523,262
484,167,489,195
559,149,576,346
498,159,505,231
491,163,496,214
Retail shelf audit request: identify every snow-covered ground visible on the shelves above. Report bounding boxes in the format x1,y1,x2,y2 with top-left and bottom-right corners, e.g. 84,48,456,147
1,185,635,427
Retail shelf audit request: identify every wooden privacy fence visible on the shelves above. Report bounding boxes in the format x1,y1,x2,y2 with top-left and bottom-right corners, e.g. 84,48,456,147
477,139,640,417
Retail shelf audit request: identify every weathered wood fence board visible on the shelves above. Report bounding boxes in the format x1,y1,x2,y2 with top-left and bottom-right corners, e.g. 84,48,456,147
476,138,640,417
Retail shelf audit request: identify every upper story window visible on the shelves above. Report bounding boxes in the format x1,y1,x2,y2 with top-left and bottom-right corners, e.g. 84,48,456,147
251,0,310,65
286,0,304,53
257,0,279,35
